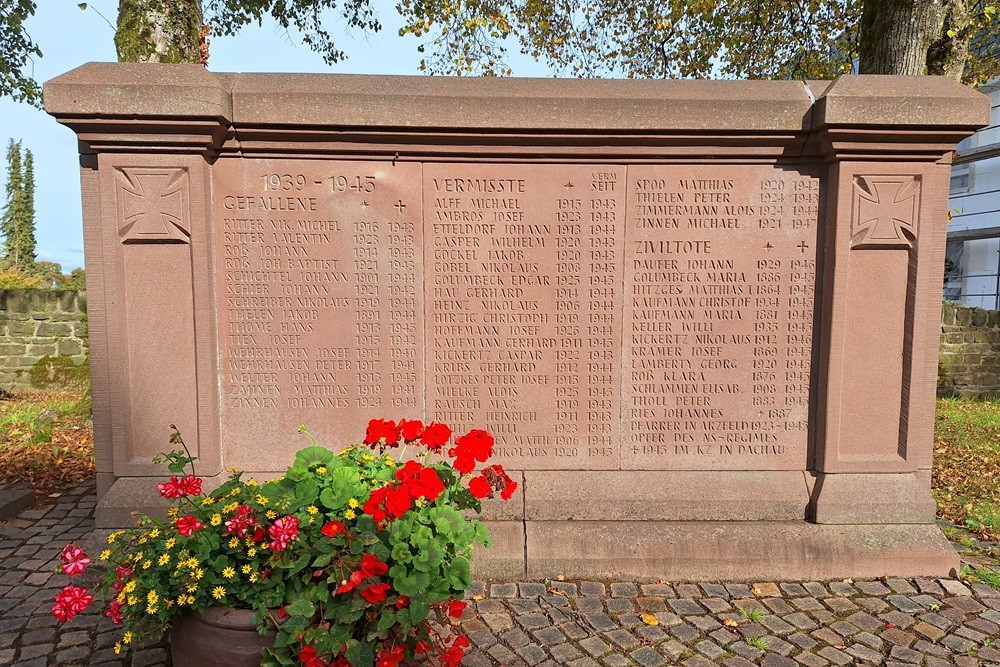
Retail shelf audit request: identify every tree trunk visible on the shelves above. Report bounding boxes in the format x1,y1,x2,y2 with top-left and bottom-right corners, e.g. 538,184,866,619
858,0,968,81
115,0,205,64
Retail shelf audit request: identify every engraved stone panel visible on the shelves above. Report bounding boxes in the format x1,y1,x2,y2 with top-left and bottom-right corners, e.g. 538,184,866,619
622,165,820,470
423,164,626,470
214,159,424,470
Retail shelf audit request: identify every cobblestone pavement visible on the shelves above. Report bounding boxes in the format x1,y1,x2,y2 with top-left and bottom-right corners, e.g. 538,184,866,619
2,484,999,666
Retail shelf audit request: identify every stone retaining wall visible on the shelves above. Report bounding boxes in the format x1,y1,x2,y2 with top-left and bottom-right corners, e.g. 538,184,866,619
0,290,88,390
939,302,1000,399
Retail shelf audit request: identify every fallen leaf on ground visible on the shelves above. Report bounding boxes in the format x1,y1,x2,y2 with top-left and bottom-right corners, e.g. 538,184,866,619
641,614,659,626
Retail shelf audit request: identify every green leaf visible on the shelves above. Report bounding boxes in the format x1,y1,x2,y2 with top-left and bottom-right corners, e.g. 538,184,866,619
409,597,429,623
294,445,335,469
286,598,316,617
346,640,375,667
376,609,396,631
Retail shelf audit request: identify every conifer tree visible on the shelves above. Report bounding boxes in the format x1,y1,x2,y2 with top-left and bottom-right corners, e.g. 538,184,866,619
1,139,36,269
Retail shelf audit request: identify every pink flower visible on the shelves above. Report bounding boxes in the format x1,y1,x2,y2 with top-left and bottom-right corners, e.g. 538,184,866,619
176,515,203,536
224,505,257,537
105,599,123,624
178,475,202,496
157,474,202,498
52,586,93,622
267,516,299,552
60,544,91,576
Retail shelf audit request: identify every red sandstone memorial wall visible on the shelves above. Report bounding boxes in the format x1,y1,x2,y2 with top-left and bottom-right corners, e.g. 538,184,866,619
44,64,989,580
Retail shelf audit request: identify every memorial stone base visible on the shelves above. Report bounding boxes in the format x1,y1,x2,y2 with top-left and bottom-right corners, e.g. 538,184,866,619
45,64,989,580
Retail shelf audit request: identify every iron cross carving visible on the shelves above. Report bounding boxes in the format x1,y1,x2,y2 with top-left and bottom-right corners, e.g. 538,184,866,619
116,167,191,244
850,175,920,250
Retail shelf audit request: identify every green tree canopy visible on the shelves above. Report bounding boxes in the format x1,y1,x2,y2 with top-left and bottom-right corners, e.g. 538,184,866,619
1,138,36,269
2,1,999,110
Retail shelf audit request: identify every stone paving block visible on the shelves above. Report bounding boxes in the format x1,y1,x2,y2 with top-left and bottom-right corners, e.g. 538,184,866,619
531,626,566,646
580,581,607,597
502,627,533,649
492,583,518,598
520,582,548,598
761,635,795,655
880,610,917,628
700,597,731,614
687,615,720,632
803,582,830,598
510,599,542,613
784,612,819,630
889,644,924,663
967,616,1000,634
634,625,666,643
761,615,796,635
669,624,700,643
827,581,857,597
634,597,665,613
606,599,635,615
794,651,829,667
680,656,716,667
668,599,705,616
551,643,583,662
792,597,825,612
483,613,514,632
693,639,725,660
628,646,666,667
761,654,797,667
955,624,987,642
488,644,518,665
815,646,852,665
855,597,890,613
659,639,686,660
787,632,818,650
605,629,640,650
763,598,796,615
729,641,765,661
468,629,498,648
639,584,673,598
881,628,917,647
941,634,977,652
780,583,809,596
947,595,987,613
854,581,892,596
585,613,617,633
652,612,682,627
723,657,756,667
580,636,612,657
675,584,701,599
939,580,973,596
516,644,548,666
600,653,633,667
550,582,578,598
561,621,589,641
517,613,551,631
726,584,753,599
886,595,923,613
846,643,883,664
886,578,917,595
576,597,605,614
610,583,638,599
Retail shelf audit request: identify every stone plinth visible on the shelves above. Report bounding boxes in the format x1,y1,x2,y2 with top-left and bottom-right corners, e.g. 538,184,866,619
45,64,989,580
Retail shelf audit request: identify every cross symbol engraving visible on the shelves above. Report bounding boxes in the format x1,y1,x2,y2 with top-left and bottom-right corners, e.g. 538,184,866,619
851,176,919,248
564,182,575,189
797,241,809,253
116,168,189,243
764,242,774,251
394,200,407,213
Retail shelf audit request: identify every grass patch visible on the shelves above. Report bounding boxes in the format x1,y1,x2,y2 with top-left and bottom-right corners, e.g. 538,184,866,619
745,636,768,651
0,389,94,496
969,567,1000,591
737,605,765,623
933,398,1000,542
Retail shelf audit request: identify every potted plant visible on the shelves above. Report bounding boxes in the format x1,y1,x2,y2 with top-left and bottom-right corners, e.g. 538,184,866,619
53,419,517,666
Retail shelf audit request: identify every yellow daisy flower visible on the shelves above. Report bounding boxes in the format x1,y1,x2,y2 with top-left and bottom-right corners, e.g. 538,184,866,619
99,550,111,561
187,584,198,593
315,466,327,474
228,537,240,548
107,530,124,544
223,502,239,513
255,494,268,505
167,508,179,517
194,568,204,580
348,498,359,509
142,560,152,570
210,514,222,526
149,528,160,538
265,510,277,520
127,595,138,606
306,506,318,515
146,603,158,614
222,567,236,579
201,497,215,506
241,564,252,574
344,509,356,520
123,631,133,645
165,538,176,549
212,586,226,600
249,573,259,583
147,590,159,604
123,580,137,594
158,554,170,566
114,643,122,655
247,548,257,557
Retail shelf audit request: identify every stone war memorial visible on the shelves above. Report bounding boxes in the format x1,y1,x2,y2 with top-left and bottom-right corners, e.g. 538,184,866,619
44,64,989,581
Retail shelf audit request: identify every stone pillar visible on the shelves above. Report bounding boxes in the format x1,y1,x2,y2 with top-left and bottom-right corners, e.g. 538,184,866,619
44,64,230,522
810,77,983,542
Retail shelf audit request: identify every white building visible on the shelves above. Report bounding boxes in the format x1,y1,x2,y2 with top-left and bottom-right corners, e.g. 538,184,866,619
946,78,1000,310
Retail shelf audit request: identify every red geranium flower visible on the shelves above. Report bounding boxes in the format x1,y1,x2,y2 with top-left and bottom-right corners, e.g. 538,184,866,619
320,520,346,538
268,516,300,552
360,553,389,577
420,422,452,450
361,583,391,604
448,429,494,474
51,585,93,622
60,544,91,576
225,505,257,537
156,476,183,499
440,636,469,667
299,645,329,667
395,595,410,609
178,474,202,496
469,476,491,499
376,645,405,667
176,515,203,536
415,640,431,655
336,569,366,595
395,461,445,502
448,600,467,618
364,419,399,448
105,599,123,624
399,418,424,441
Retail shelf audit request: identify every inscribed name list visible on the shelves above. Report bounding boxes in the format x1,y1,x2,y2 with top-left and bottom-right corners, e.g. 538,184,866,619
215,159,424,470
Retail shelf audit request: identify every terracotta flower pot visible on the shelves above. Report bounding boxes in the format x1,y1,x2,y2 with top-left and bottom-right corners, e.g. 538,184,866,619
170,607,276,667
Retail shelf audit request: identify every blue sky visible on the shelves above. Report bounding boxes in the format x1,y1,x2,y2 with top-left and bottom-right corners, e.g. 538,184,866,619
0,1,549,271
